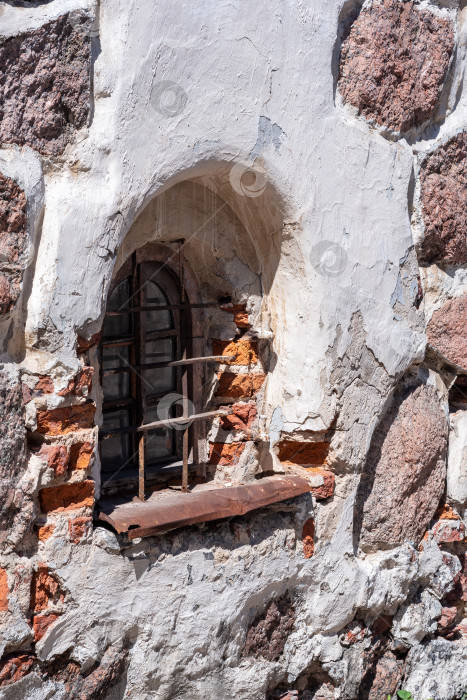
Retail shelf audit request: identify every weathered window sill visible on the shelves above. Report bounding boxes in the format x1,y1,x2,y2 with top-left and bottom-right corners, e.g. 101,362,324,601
97,474,311,539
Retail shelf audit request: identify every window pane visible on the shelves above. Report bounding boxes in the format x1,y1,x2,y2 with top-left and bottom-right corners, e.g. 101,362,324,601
144,280,173,332
102,346,131,401
143,338,175,396
103,278,132,339
144,405,174,463
101,409,133,478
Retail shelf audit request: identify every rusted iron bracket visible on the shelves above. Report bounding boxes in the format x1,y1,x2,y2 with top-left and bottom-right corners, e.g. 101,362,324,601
101,355,236,376
100,408,232,439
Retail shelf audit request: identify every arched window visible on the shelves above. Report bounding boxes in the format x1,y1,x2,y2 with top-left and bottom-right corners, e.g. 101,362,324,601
99,252,192,495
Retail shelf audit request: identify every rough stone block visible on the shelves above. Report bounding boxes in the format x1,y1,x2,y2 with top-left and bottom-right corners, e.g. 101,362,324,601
356,384,447,551
420,133,467,264
0,366,29,546
39,480,95,513
364,651,405,700
427,295,467,370
36,404,95,435
339,0,454,133
243,593,295,661
0,173,28,316
0,15,91,155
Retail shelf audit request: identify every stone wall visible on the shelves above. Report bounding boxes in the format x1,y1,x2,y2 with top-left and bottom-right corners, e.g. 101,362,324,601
0,0,466,699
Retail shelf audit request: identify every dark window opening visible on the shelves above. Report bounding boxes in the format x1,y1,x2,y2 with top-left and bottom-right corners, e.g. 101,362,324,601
99,246,234,500
99,253,194,496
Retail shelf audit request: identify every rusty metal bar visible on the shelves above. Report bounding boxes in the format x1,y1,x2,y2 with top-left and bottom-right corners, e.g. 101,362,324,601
105,301,233,316
179,241,189,493
97,475,313,539
132,252,145,502
138,432,145,501
102,329,177,348
101,355,236,375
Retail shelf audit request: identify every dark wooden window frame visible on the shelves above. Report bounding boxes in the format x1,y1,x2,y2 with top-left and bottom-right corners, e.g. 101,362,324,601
99,242,234,501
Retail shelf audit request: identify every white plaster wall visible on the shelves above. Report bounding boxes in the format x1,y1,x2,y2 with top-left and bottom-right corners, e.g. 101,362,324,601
1,1,466,698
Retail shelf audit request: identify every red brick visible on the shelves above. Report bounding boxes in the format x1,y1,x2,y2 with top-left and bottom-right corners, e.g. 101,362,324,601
39,480,94,513
216,372,265,399
212,339,258,366
307,467,335,500
220,402,257,432
0,569,8,612
438,606,458,636
302,518,315,559
209,442,245,466
34,375,54,394
433,519,466,544
36,403,95,435
68,516,92,543
435,503,461,520
69,441,94,470
0,654,35,687
37,524,55,542
31,563,63,613
39,445,69,477
77,333,100,354
221,303,250,329
58,367,93,397
277,440,329,467
33,613,60,642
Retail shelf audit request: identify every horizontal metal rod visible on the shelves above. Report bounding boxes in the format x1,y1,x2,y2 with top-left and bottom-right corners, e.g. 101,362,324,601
100,408,232,439
102,355,236,375
105,302,233,316
102,329,178,348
